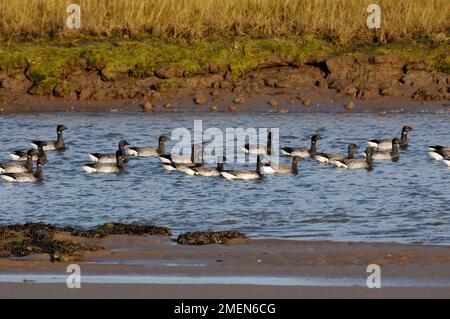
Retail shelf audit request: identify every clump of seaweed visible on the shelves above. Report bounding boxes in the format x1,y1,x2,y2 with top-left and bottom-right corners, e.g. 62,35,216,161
177,231,248,245
0,222,99,262
0,222,172,262
69,223,172,238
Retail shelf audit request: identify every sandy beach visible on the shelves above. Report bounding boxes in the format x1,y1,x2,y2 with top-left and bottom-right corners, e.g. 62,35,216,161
1,234,450,298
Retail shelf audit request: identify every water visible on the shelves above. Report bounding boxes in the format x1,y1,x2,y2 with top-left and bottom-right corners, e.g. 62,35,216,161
0,112,449,244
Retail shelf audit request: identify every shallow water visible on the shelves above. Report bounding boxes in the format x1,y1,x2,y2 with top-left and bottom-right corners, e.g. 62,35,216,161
0,111,449,244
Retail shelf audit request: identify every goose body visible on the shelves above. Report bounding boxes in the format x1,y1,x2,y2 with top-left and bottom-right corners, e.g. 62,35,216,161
89,140,129,163
160,144,202,165
370,138,400,161
218,155,262,180
162,162,196,175
367,126,412,150
314,143,358,164
83,150,126,174
428,145,450,161
0,150,36,174
9,150,38,161
271,156,301,175
281,134,321,158
127,135,170,157
1,158,46,183
335,148,374,170
241,132,272,155
162,145,203,175
31,125,68,151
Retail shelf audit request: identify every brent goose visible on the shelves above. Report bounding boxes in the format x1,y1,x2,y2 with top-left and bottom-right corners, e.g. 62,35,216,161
428,145,450,161
314,143,358,164
0,150,37,174
371,138,401,161
31,125,68,151
368,126,413,150
281,134,321,158
127,135,170,157
1,157,47,183
89,140,129,163
241,132,272,155
335,147,374,170
219,155,263,180
83,150,126,174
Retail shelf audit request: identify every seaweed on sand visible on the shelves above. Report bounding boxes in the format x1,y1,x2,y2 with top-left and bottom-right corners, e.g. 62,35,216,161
177,231,248,245
69,222,172,238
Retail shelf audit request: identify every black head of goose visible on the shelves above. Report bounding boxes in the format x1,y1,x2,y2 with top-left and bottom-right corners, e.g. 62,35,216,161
127,135,170,157
1,156,47,183
218,155,262,180
0,149,37,174
31,125,68,151
281,134,321,158
242,132,272,155
89,140,129,163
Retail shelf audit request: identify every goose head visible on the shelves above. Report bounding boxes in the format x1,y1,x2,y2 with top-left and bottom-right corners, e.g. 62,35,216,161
118,140,129,148
365,147,374,157
402,126,413,134
392,138,401,147
311,134,322,142
27,149,38,157
348,143,358,151
159,135,170,142
57,125,68,133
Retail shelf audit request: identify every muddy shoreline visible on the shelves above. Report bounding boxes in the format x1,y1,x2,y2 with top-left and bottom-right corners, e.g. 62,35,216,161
1,234,450,298
1,54,449,114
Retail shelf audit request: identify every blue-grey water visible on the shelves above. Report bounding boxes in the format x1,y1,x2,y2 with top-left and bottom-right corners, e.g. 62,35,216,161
0,112,449,244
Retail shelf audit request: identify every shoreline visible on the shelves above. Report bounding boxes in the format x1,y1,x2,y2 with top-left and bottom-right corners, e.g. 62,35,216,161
0,94,449,115
1,233,450,298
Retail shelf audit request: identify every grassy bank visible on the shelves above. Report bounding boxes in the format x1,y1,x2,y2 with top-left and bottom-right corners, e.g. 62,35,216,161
0,37,449,96
0,0,448,45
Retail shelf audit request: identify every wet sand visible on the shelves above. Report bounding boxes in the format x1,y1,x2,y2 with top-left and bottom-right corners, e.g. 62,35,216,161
1,235,450,298
1,91,449,114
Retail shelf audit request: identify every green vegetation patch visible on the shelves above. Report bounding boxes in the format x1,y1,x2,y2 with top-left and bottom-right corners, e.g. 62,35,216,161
0,38,448,96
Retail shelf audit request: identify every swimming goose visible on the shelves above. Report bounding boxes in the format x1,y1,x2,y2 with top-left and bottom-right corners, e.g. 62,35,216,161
218,155,262,180
162,145,203,175
1,157,47,183
159,143,202,165
241,132,272,155
428,145,450,161
367,126,413,150
314,143,358,164
370,138,400,161
9,150,38,161
83,150,126,174
271,156,302,175
89,140,129,163
335,147,374,170
31,125,68,151
0,150,37,174
281,134,321,158
127,135,170,157
189,151,222,176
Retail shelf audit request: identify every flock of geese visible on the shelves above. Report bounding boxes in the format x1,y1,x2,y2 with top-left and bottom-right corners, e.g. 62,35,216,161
0,125,449,183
